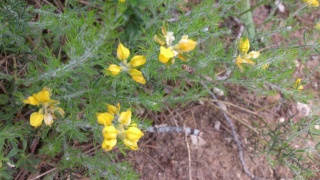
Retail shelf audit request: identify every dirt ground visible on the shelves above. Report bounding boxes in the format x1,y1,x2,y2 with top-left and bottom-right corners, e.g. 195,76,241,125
126,3,320,180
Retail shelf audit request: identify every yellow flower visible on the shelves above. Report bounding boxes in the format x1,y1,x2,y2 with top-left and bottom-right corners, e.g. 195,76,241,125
107,103,121,115
106,43,147,84
235,56,255,71
119,0,125,2
106,64,121,76
118,109,132,126
295,78,304,90
239,38,250,55
154,24,197,65
236,38,260,72
23,96,39,106
30,112,44,128
97,113,114,126
125,126,144,141
129,69,146,84
176,35,197,52
159,46,175,64
303,0,319,7
129,55,146,67
34,88,51,103
102,125,118,139
123,139,139,150
117,43,130,60
23,88,64,128
102,138,117,151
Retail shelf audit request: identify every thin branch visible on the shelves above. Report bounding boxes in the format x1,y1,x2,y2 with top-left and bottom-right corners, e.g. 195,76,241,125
146,126,202,136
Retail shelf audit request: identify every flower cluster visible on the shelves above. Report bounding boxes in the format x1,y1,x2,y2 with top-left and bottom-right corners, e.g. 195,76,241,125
295,78,304,90
105,43,146,84
303,0,319,7
23,88,64,128
235,38,260,72
97,103,144,151
154,24,197,66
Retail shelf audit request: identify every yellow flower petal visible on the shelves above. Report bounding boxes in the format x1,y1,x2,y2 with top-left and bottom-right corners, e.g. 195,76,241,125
125,126,144,141
123,139,139,150
129,55,146,67
107,103,120,115
97,113,114,126
117,43,130,60
23,96,39,106
35,88,51,103
44,113,54,126
295,78,304,90
129,69,146,84
129,69,143,76
102,125,118,139
304,0,319,7
118,109,132,126
30,112,44,128
106,64,121,76
159,46,175,63
102,138,117,151
154,34,166,45
177,35,197,52
236,56,244,72
131,75,146,84
239,38,250,54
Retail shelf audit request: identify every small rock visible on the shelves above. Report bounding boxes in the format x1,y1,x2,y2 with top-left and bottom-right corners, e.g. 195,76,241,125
279,117,285,123
296,102,311,117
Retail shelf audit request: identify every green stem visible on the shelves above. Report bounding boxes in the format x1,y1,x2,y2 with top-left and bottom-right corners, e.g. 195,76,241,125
239,0,256,39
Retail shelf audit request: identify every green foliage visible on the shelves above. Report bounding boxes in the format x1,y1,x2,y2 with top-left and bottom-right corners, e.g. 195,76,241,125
0,0,319,179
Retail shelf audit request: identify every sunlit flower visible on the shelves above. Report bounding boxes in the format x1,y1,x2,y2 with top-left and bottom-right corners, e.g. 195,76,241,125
118,109,132,126
105,43,146,84
295,78,304,90
30,112,44,128
123,139,139,150
97,103,144,151
102,138,117,151
154,24,197,66
102,125,118,139
303,0,319,7
125,126,144,141
107,103,121,115
236,38,260,71
97,113,114,126
23,88,64,128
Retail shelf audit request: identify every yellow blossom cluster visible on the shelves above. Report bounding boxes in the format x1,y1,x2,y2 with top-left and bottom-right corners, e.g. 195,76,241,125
23,88,64,128
303,0,319,7
105,43,146,84
235,38,260,72
154,24,197,66
97,103,144,151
